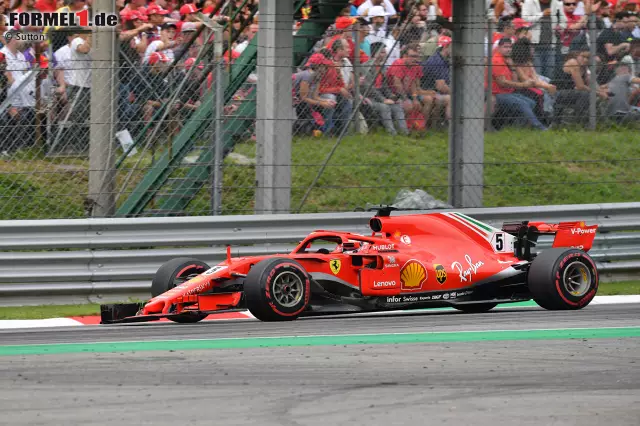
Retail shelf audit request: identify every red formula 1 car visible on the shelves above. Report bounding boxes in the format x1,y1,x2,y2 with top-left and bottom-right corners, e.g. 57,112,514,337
100,208,600,324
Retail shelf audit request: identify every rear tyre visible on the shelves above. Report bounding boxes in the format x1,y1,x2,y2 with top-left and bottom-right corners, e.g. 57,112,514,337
152,257,211,323
453,303,498,313
527,248,598,310
244,258,311,321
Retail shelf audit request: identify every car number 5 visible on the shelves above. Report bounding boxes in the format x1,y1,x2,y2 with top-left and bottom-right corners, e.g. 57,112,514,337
495,233,503,251
490,232,510,253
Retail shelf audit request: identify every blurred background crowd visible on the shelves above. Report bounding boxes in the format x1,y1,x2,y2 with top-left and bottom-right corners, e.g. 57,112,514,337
293,0,640,137
0,0,639,156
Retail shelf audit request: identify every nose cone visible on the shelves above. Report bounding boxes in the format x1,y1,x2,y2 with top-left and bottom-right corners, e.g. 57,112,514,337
143,298,168,315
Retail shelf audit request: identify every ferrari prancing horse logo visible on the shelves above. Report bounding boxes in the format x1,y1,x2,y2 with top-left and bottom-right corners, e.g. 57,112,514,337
330,259,341,275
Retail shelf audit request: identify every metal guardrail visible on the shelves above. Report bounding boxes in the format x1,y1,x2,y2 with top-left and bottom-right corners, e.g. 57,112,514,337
1,202,639,306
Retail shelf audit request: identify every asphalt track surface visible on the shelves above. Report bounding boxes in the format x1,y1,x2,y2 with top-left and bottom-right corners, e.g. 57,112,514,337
1,304,640,425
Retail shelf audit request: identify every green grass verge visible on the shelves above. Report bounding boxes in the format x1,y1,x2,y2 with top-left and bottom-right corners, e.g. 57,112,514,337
0,281,638,320
216,126,640,214
597,281,640,295
1,127,639,219
0,304,102,320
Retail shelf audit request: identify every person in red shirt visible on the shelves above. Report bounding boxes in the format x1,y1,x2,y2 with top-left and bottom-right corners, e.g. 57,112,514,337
438,0,452,19
177,3,204,33
315,41,354,136
387,43,436,128
488,37,548,130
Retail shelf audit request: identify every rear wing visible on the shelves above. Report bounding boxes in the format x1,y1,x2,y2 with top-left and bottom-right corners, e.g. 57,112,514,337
501,220,598,260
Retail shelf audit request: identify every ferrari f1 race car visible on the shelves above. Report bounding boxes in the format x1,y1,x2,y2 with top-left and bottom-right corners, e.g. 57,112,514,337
100,208,600,324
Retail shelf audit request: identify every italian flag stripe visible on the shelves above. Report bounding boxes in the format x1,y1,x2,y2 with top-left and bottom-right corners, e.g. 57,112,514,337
443,212,488,239
450,213,490,236
452,213,493,232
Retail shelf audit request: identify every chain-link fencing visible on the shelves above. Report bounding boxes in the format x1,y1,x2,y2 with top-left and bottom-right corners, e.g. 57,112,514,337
0,0,639,220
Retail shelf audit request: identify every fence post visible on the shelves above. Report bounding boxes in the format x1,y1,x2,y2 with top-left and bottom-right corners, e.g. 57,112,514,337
212,27,224,216
449,0,485,208
353,22,361,134
255,0,293,214
88,0,117,217
485,16,493,132
588,10,597,130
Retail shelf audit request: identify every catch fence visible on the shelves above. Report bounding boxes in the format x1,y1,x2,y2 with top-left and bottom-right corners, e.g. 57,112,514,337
0,0,638,220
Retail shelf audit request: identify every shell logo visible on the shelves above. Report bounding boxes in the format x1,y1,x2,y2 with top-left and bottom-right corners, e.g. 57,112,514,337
400,259,427,291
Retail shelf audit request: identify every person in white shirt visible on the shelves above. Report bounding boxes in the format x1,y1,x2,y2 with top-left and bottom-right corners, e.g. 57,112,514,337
60,28,91,152
0,29,36,150
1,30,35,109
52,33,76,102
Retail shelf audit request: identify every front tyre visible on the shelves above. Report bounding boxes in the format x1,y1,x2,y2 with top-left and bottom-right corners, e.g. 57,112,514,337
152,257,211,323
527,248,598,310
244,258,311,321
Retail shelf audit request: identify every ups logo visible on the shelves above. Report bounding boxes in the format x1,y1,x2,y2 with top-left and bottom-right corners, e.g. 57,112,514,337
434,264,447,284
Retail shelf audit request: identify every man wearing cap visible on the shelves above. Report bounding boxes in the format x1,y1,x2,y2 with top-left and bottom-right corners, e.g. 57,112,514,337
365,5,401,65
513,17,534,41
143,22,177,64
357,0,397,30
178,3,204,32
293,52,336,136
421,34,451,122
144,3,173,39
327,16,370,65
119,9,154,55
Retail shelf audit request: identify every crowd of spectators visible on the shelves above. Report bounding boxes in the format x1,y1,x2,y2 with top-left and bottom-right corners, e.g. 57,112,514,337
0,0,640,156
0,0,250,155
293,0,640,136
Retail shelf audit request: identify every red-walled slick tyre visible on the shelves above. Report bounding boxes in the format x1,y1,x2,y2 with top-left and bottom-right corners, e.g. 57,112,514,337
527,248,598,310
151,257,210,323
244,258,311,321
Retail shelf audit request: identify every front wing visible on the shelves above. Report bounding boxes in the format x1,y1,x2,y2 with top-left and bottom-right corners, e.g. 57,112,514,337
99,303,247,324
